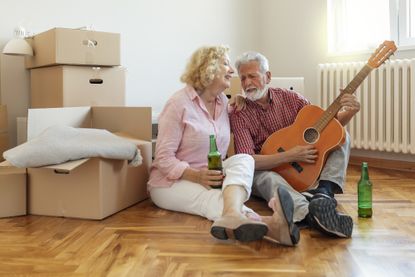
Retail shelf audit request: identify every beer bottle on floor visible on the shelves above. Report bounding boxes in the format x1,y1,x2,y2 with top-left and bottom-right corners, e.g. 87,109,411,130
358,162,373,218
208,134,222,189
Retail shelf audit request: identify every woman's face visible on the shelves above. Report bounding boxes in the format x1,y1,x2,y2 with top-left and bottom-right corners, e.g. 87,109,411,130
210,55,234,91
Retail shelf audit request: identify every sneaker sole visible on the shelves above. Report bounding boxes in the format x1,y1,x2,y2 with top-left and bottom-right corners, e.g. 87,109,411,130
277,187,300,245
211,223,268,242
302,191,338,206
308,198,353,238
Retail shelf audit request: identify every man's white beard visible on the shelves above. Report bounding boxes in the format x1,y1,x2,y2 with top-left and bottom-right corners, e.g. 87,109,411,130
246,85,268,101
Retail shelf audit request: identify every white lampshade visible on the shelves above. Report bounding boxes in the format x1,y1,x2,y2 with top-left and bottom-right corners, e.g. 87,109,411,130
3,38,33,56
2,27,33,56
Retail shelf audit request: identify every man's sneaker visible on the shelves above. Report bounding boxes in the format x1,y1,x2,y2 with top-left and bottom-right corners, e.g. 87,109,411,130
302,187,337,206
308,197,353,238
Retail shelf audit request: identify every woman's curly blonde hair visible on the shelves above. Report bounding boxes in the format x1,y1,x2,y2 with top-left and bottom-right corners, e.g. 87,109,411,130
180,45,229,92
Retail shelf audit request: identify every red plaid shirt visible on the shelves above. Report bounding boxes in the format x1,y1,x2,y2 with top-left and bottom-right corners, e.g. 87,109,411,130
230,87,310,155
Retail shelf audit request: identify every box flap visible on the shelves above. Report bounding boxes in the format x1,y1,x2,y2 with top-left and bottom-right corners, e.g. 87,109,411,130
114,132,151,146
0,161,26,174
91,107,152,141
27,107,92,140
43,158,90,173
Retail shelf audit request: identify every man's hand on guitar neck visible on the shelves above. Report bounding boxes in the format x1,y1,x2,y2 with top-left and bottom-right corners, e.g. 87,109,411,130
253,145,318,170
336,93,361,126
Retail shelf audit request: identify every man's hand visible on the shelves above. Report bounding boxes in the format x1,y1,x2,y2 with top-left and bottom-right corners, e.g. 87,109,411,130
286,145,318,163
229,93,247,112
339,93,360,112
253,145,318,170
336,91,361,126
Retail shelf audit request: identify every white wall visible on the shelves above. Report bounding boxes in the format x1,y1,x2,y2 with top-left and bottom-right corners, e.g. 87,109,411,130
258,0,415,103
0,0,258,145
1,0,415,161
257,0,326,104
257,0,415,162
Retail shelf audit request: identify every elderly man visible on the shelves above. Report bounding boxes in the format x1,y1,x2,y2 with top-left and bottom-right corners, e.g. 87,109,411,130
229,51,360,238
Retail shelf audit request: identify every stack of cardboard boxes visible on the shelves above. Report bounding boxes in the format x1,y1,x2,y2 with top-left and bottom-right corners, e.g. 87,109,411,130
0,27,152,220
27,28,125,108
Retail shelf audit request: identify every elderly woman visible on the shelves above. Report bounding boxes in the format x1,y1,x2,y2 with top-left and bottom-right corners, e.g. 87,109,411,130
148,45,299,246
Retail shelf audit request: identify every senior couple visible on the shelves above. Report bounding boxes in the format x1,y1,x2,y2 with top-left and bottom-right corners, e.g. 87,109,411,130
148,45,359,246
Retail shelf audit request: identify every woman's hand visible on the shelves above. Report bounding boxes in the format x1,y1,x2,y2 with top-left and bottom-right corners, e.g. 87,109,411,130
182,168,224,188
198,168,224,187
229,94,247,112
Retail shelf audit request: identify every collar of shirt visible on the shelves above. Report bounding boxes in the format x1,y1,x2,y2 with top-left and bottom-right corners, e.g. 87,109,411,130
185,84,224,109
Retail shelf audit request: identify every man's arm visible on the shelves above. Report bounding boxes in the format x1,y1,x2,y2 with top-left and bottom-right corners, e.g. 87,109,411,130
253,145,318,170
230,109,318,171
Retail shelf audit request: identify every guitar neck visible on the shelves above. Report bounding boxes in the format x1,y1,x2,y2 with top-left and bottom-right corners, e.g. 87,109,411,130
315,64,373,132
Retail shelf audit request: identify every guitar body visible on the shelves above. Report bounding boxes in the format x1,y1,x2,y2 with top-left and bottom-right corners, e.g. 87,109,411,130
260,41,397,192
260,105,345,192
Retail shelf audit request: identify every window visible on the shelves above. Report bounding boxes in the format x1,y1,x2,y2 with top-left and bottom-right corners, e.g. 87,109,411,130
327,0,415,54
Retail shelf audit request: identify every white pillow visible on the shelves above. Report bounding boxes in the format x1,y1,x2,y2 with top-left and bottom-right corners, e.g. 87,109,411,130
3,125,142,168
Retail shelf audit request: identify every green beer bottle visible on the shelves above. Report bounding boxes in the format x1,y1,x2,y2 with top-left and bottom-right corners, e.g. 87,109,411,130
208,134,223,189
358,162,373,218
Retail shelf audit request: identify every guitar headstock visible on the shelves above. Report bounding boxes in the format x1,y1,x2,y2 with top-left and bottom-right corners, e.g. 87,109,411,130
367,40,397,68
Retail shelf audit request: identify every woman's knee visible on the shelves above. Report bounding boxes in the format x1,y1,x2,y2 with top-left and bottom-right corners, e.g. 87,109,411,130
149,189,169,210
226,153,254,167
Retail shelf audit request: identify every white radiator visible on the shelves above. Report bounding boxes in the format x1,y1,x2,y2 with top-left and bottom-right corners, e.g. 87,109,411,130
318,59,415,154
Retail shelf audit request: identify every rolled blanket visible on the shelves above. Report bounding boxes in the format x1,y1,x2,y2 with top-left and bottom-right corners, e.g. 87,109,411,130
3,125,142,168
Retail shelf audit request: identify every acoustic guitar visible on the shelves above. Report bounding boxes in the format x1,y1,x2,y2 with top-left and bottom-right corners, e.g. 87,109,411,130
260,40,397,192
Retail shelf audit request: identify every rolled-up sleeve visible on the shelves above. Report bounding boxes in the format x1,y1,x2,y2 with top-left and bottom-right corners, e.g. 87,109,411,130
154,100,189,181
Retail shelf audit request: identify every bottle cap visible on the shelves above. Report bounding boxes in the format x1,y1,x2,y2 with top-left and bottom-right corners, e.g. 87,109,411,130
362,162,368,167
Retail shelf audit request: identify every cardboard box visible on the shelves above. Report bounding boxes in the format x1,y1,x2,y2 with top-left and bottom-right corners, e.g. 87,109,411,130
25,28,120,69
26,106,152,219
0,106,9,161
0,133,9,161
30,65,125,108
16,117,27,145
0,162,26,218
0,105,7,133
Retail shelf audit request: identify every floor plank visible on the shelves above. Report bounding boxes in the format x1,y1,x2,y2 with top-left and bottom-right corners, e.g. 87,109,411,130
0,165,414,276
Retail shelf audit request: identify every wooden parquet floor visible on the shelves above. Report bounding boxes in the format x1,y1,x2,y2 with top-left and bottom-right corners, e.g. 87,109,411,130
1,165,415,276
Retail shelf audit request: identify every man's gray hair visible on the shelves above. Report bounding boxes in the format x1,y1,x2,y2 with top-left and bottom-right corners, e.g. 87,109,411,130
235,51,269,73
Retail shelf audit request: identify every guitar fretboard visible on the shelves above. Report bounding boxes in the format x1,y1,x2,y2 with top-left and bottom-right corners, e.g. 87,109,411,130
314,64,373,132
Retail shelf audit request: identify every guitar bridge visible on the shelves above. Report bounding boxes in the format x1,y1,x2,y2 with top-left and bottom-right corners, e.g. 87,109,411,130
277,147,303,173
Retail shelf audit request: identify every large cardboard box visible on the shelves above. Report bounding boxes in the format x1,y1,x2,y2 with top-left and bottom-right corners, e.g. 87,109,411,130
25,28,120,69
0,105,8,133
0,106,9,161
26,106,152,219
0,163,26,218
0,133,8,161
16,117,27,145
30,65,125,108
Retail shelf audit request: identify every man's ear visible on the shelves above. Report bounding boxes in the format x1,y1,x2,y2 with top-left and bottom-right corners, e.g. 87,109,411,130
265,71,272,84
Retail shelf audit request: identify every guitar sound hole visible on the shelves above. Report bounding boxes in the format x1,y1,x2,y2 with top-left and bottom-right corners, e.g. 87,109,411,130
303,128,319,144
